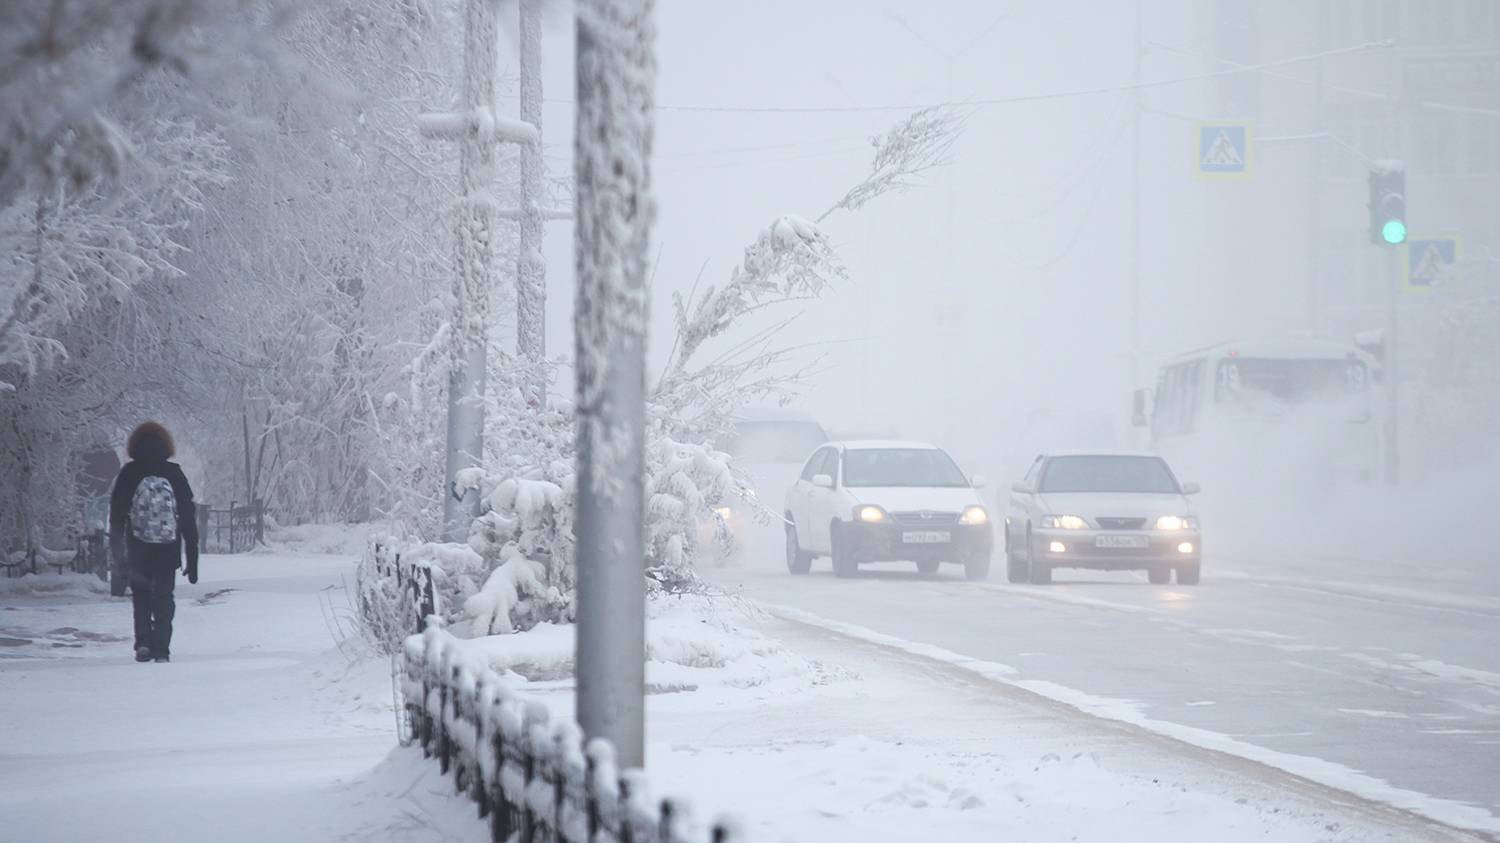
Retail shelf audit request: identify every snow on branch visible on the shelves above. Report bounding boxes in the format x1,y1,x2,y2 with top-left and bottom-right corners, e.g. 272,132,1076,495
819,106,961,222
418,109,540,145
662,214,845,383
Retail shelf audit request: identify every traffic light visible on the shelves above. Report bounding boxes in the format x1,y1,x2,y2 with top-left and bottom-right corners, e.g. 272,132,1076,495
1368,163,1406,245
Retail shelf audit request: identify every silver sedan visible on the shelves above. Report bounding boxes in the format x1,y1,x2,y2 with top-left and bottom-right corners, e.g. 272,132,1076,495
1005,452,1202,585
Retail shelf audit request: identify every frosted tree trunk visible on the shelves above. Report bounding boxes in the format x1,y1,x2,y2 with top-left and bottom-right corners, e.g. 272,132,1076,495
573,0,655,769
443,0,499,541
517,0,547,404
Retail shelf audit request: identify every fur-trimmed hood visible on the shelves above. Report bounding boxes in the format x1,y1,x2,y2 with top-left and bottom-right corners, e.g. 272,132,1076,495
127,421,175,462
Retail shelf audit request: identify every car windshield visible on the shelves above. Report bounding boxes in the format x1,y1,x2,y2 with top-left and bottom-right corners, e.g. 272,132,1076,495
842,448,969,488
721,421,828,463
1039,455,1179,494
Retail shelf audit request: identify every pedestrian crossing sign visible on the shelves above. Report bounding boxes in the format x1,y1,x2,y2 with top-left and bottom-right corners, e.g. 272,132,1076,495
1404,236,1459,292
1195,122,1252,179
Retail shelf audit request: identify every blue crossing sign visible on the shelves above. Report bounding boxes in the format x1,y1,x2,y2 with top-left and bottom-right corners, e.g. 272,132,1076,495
1405,237,1459,290
1195,123,1251,178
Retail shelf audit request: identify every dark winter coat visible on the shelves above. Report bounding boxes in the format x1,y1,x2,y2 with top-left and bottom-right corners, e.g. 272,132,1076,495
110,422,200,583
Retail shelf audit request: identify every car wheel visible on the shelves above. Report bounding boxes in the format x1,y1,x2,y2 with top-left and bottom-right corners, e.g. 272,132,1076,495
916,559,941,576
785,523,812,575
1147,566,1171,585
1006,549,1028,583
831,524,858,579
964,556,991,582
1026,530,1051,585
1176,562,1201,585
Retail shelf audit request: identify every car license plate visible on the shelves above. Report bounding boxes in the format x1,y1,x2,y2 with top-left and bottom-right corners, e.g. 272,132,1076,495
1095,535,1149,549
902,531,951,544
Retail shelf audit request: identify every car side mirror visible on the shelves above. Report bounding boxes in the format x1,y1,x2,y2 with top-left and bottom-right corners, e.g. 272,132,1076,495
812,474,834,489
971,474,988,489
1010,481,1031,494
1181,481,1201,495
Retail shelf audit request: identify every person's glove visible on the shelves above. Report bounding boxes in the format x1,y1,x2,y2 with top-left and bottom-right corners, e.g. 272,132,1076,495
185,558,199,585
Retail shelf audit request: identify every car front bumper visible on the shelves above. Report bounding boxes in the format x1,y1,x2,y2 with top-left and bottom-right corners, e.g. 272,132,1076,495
1035,529,1201,569
845,521,993,563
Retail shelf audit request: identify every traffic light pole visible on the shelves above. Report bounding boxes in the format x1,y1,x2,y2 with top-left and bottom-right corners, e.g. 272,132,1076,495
1383,245,1400,487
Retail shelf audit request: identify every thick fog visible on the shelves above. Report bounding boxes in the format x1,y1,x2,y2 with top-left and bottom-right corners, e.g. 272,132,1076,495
620,0,1500,567
4,1,1499,838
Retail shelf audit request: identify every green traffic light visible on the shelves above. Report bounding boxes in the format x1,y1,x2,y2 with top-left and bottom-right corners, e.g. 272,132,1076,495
1381,219,1407,245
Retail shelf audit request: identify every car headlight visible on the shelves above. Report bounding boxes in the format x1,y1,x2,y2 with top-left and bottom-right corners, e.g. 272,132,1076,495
1154,515,1198,531
1042,515,1088,529
960,506,989,526
713,505,733,520
855,505,888,523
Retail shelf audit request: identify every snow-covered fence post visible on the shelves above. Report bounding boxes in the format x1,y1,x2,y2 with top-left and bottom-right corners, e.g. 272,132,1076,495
619,769,657,842
573,0,657,772
585,739,621,843
556,722,588,842
659,798,691,843
522,702,552,840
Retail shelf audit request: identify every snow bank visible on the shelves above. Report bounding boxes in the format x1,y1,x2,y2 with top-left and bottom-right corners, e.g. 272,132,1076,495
0,572,110,597
262,522,370,557
451,594,815,694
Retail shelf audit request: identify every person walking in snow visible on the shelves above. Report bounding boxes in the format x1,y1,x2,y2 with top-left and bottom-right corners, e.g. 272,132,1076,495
110,422,199,663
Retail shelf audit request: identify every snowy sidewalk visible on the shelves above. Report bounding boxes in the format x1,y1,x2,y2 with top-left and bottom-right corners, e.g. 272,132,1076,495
0,554,484,843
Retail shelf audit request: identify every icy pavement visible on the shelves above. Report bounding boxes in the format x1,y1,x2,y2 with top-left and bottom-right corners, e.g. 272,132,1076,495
0,554,485,843
704,522,1500,839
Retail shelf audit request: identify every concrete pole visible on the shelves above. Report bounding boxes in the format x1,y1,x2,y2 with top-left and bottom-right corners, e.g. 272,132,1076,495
573,0,654,769
442,0,498,541
517,0,547,404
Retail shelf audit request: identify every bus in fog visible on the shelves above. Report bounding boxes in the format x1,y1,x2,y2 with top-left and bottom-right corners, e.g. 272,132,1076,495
1134,338,1382,491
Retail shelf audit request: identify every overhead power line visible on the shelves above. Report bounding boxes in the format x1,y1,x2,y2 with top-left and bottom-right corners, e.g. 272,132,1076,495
503,39,1394,116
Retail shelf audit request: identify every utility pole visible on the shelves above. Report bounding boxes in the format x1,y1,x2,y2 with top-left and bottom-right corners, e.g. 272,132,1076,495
1307,57,1325,332
1128,0,1144,392
574,0,654,769
423,0,499,542
517,0,547,404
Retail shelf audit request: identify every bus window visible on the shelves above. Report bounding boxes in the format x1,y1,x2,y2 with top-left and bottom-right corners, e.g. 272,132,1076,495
1215,358,1370,404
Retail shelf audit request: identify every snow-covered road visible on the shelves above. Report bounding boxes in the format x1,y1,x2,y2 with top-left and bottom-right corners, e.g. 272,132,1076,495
705,533,1500,833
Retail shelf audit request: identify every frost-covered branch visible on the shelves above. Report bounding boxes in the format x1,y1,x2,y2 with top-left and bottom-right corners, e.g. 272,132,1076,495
818,106,961,223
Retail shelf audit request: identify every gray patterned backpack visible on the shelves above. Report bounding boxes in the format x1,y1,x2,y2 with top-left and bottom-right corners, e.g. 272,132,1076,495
129,476,179,544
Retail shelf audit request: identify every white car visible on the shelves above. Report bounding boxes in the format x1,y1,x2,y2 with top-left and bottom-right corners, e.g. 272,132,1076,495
1005,452,1202,585
783,441,994,580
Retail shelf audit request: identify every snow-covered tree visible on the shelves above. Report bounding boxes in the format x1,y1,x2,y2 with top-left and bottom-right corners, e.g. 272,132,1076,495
450,107,962,635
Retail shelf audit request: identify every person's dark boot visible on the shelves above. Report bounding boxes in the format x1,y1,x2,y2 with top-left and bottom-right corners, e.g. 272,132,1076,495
153,653,170,663
135,647,153,663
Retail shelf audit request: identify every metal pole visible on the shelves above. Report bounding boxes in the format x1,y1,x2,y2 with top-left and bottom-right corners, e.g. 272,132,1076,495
517,0,547,404
1307,57,1324,331
442,0,499,541
1383,244,1400,486
574,0,654,769
1128,0,1143,391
